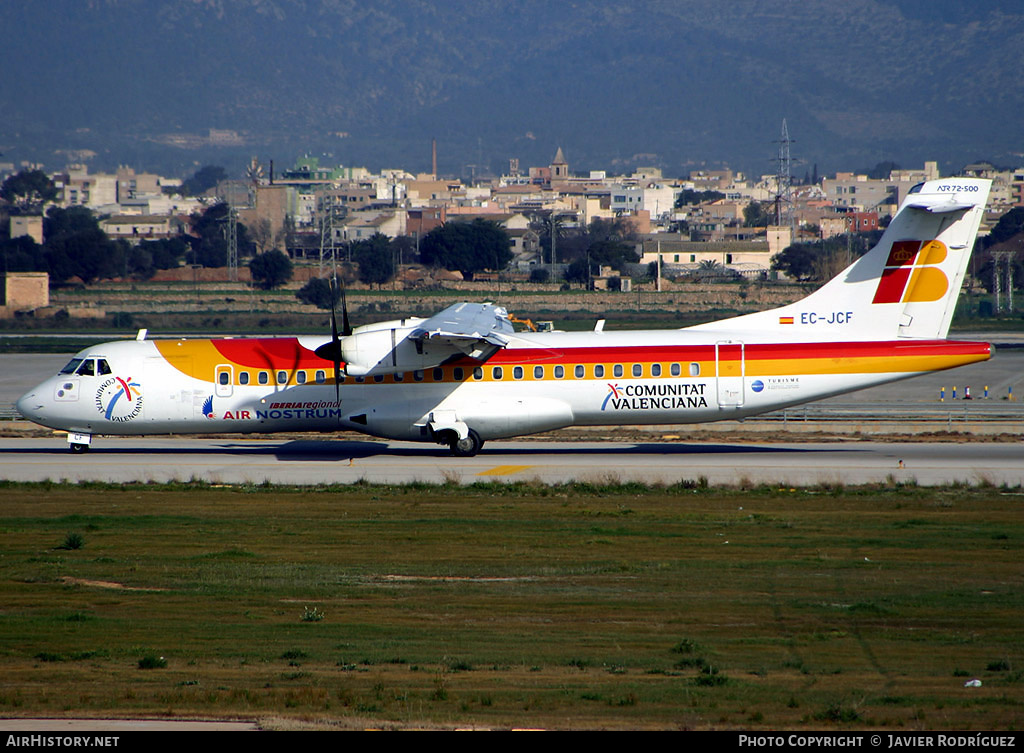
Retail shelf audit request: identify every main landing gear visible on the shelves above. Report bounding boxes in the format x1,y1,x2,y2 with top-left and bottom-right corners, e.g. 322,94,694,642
449,429,484,458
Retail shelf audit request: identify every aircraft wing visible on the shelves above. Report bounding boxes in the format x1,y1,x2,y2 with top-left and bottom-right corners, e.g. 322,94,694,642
410,302,513,359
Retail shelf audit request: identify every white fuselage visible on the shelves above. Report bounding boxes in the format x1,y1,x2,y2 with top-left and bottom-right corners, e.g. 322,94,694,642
15,329,990,446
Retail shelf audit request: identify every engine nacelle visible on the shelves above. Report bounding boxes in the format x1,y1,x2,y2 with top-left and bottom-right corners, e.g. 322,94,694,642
340,318,434,376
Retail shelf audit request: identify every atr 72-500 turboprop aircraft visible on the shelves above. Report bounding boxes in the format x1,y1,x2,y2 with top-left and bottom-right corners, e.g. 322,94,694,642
17,178,992,457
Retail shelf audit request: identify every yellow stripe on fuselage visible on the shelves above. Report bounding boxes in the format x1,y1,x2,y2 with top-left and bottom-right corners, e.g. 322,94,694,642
152,340,988,386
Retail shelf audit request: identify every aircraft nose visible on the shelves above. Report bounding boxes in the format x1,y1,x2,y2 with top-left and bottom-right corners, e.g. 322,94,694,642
15,390,42,422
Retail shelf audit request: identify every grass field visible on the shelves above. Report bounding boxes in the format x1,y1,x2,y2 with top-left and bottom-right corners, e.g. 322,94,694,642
0,480,1020,730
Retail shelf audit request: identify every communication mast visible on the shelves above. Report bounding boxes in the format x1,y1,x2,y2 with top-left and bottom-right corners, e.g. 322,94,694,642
992,250,1015,314
772,119,796,232
225,205,238,282
318,197,339,279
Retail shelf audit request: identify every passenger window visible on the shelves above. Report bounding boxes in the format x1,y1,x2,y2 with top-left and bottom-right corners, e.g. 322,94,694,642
414,370,425,382
651,363,662,377
574,365,584,378
632,364,643,377
373,375,384,383
219,372,230,386
240,372,250,385
473,367,483,380
594,364,605,378
670,363,681,377
258,371,269,385
689,363,700,377
513,366,523,380
394,372,404,382
296,371,307,384
315,370,326,384
432,368,443,381
534,365,544,379
554,365,564,379
97,359,112,375
454,367,464,381
492,366,503,380
613,364,623,377
277,371,288,385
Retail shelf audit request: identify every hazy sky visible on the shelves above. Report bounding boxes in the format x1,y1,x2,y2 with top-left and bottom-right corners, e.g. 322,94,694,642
2,0,1022,179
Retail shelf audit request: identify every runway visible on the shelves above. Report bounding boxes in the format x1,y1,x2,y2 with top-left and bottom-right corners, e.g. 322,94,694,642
1,436,1022,486
2,344,1023,487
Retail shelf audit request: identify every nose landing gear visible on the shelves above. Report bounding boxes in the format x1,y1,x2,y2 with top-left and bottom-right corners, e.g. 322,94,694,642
67,432,92,453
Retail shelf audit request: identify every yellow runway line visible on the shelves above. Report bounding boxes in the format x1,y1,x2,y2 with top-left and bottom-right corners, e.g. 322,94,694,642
476,465,535,477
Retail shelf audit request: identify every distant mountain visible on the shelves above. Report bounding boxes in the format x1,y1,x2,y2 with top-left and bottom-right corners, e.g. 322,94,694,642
2,0,1022,180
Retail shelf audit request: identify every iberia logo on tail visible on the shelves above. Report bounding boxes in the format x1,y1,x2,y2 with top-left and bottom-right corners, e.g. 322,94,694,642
872,239,949,304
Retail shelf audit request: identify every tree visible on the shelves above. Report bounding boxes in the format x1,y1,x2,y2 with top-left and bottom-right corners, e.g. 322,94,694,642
138,238,189,270
550,216,640,267
188,203,253,267
563,257,591,286
249,249,293,289
40,206,123,283
353,234,395,288
859,161,900,180
250,217,274,255
770,244,817,281
419,219,512,279
0,234,45,273
180,165,227,197
389,235,417,266
743,201,772,228
982,207,1024,250
586,238,639,271
295,277,342,310
1,170,58,212
675,189,725,208
772,232,879,283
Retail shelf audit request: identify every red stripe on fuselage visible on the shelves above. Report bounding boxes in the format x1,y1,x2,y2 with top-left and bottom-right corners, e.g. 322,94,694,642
211,338,325,368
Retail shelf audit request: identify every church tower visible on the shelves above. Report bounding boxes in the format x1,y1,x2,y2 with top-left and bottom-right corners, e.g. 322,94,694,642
550,147,569,183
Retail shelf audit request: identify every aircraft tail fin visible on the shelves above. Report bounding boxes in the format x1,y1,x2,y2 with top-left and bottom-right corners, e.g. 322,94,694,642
689,177,991,340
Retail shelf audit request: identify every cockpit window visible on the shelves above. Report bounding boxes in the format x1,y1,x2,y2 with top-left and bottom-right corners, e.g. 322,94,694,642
97,359,112,375
75,360,95,376
60,358,83,374
908,182,924,194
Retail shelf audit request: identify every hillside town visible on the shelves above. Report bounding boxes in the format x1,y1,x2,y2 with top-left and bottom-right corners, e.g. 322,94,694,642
2,146,1024,317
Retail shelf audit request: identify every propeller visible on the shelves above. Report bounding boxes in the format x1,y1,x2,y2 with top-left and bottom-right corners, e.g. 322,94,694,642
314,276,351,403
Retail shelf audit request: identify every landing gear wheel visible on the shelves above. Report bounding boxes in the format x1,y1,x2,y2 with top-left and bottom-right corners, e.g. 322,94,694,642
70,443,89,454
449,429,483,458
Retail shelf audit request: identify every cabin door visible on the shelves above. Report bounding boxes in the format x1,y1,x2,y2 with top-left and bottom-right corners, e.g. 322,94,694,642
715,340,745,408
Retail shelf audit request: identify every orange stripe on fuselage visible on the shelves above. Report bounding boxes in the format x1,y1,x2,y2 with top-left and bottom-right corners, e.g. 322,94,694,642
152,337,990,385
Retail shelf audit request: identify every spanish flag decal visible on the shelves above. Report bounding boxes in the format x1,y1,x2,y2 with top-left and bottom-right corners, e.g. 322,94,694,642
779,316,794,324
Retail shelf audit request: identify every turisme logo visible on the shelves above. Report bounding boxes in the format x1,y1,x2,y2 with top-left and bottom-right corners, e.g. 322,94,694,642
751,380,764,393
95,376,142,422
872,239,949,304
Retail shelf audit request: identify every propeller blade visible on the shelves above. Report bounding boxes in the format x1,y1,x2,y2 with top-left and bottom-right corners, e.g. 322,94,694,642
312,276,346,404
339,277,352,337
